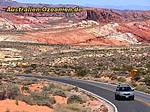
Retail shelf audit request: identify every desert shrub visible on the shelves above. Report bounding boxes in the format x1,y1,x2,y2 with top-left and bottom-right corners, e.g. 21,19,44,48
133,76,141,81
122,65,133,71
30,64,37,69
130,81,137,87
62,64,69,69
42,83,56,93
30,92,56,107
146,63,150,68
143,76,150,86
30,92,47,101
54,104,91,112
42,71,49,76
79,94,90,103
21,85,29,91
67,95,85,104
112,67,122,71
110,75,118,80
0,73,15,80
24,69,32,74
75,67,89,77
36,100,54,108
0,84,20,100
73,87,79,92
60,85,74,91
113,65,132,72
117,77,126,82
0,84,6,100
136,85,150,94
93,73,100,78
19,92,56,107
52,89,66,97
21,78,37,85
82,108,92,112
0,73,6,79
137,68,146,76
0,84,5,91
17,95,35,105
6,84,20,99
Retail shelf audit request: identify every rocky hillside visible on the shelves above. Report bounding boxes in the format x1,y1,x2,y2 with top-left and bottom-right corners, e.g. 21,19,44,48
86,9,150,23
0,0,150,46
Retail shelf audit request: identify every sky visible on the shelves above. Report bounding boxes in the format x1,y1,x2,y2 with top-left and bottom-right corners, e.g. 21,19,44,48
15,0,150,10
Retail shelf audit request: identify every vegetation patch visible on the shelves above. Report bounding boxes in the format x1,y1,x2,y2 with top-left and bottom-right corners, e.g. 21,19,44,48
67,95,85,104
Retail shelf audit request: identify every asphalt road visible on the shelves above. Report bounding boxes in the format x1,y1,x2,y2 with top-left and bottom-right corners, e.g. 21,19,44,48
18,75,150,112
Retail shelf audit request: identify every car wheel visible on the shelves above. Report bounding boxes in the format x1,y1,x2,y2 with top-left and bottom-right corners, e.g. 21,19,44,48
130,96,134,100
115,94,119,100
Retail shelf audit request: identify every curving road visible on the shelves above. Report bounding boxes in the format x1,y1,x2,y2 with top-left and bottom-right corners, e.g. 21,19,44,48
17,75,150,112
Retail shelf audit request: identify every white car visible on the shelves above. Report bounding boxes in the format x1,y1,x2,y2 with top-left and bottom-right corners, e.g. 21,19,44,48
115,84,134,100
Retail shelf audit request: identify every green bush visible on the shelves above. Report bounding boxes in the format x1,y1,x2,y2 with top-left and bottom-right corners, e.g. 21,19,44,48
67,95,85,104
21,86,29,91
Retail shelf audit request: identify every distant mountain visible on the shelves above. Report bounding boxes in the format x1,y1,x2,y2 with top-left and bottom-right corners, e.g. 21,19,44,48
113,5,150,10
0,0,78,7
85,4,150,10
0,0,25,6
0,0,13,1
0,0,150,46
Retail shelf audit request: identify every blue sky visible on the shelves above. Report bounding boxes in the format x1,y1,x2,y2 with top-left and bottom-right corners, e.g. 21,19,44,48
16,0,150,10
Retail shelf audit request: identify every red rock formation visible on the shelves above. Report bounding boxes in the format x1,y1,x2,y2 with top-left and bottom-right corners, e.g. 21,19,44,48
86,9,150,23
116,20,150,42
